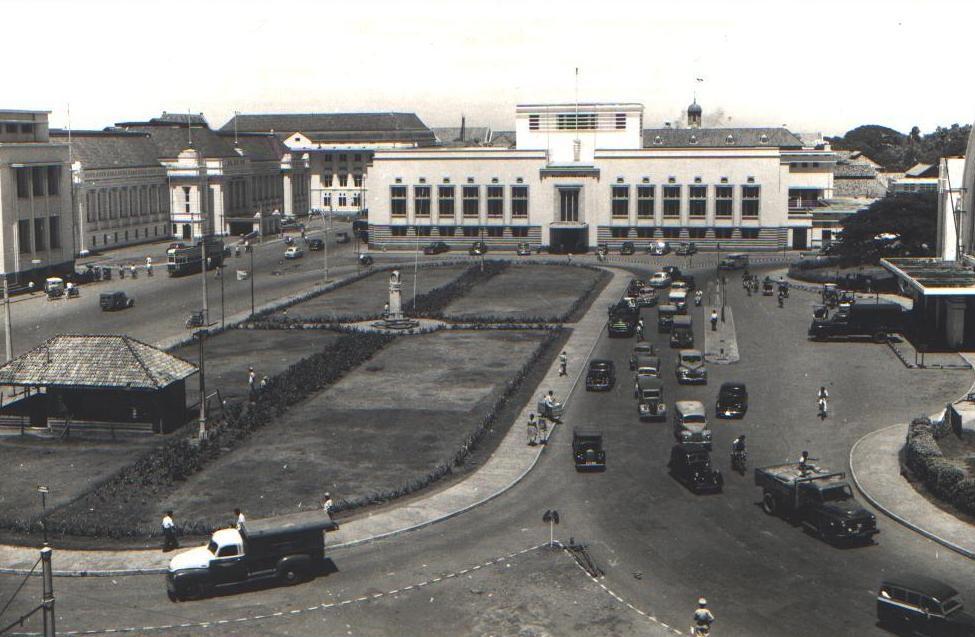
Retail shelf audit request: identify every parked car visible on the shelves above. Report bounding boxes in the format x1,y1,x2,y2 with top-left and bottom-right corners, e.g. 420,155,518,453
675,242,698,256
284,246,304,259
877,574,975,636
718,253,749,270
572,430,606,471
629,342,656,370
648,241,671,256
620,241,635,255
716,382,748,418
99,291,134,311
469,241,488,256
307,238,324,251
673,400,712,448
585,360,616,391
669,443,723,493
516,242,532,256
648,272,672,289
676,349,707,384
636,377,667,421
423,241,450,255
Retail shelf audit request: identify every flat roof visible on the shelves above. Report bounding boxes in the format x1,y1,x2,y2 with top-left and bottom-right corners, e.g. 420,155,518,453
881,258,975,296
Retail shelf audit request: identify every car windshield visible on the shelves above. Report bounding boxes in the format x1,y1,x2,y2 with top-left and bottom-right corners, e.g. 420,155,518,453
682,354,702,364
722,386,745,396
942,598,963,615
682,414,706,424
821,485,853,501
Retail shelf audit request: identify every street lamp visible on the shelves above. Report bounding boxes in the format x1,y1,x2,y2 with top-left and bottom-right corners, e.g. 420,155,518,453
249,244,255,317
195,328,208,440
37,485,49,545
313,209,331,283
2,272,11,362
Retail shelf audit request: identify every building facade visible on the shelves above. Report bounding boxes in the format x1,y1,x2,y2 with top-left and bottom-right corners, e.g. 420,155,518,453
366,102,835,251
0,110,74,281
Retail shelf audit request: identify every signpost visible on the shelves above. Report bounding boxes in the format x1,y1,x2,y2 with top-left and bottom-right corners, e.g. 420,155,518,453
542,509,560,548
37,485,49,545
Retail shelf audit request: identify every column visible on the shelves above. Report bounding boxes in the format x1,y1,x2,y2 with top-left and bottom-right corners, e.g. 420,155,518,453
282,173,293,216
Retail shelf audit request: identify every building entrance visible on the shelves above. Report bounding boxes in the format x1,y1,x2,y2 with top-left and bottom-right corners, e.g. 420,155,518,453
792,227,808,250
550,227,588,254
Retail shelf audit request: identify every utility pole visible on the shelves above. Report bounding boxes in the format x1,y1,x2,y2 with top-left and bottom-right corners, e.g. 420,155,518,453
197,328,207,441
3,274,11,362
249,246,255,317
200,236,209,326
41,546,55,637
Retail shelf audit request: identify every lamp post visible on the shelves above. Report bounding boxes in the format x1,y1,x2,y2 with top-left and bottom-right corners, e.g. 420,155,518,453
37,485,48,545
195,328,207,440
313,209,330,283
2,272,11,362
249,244,255,317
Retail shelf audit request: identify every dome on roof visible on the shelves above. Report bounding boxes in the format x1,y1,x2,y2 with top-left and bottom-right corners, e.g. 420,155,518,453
687,100,702,116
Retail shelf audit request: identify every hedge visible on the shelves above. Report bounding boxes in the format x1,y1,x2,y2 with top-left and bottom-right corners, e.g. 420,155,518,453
904,416,975,515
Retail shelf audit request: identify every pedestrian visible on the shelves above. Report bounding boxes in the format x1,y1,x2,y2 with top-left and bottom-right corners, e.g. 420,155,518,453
161,510,178,552
710,309,718,331
798,450,811,473
537,416,548,445
383,302,390,318
130,264,137,279
527,413,538,446
559,351,568,376
636,318,645,341
248,367,257,401
260,375,268,390
817,386,829,419
322,492,334,517
119,264,125,279
234,508,246,530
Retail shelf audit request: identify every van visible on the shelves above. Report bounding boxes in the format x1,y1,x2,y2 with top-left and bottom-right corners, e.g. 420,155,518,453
670,315,694,348
673,400,711,449
636,376,666,421
668,289,688,314
877,574,975,635
657,304,678,333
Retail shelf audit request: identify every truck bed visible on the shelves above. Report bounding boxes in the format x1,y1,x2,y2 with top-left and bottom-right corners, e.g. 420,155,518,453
754,463,844,489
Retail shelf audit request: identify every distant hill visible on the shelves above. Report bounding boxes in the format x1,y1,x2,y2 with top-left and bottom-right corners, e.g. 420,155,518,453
826,123,971,172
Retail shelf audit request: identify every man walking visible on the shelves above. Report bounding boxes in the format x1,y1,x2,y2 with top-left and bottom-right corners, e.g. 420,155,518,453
710,309,718,331
234,508,246,530
559,351,568,376
248,367,257,401
527,413,538,446
146,256,153,277
636,318,645,341
322,492,334,517
537,416,548,445
161,511,178,552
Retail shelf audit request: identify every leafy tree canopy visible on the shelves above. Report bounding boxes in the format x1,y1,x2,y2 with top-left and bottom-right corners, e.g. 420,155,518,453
827,124,970,172
835,193,937,263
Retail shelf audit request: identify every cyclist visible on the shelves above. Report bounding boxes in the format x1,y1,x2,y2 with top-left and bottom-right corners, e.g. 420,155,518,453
818,386,829,418
692,598,715,635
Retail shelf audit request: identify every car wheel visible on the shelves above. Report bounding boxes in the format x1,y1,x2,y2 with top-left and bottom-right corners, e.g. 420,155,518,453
280,567,303,585
762,492,777,515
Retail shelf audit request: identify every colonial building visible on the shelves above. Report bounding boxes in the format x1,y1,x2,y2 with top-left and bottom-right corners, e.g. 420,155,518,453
220,112,437,218
0,110,74,281
366,101,835,252
50,129,170,253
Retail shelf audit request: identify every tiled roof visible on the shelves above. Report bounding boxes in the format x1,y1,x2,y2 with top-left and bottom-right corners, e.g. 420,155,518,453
220,112,437,145
834,163,878,178
641,127,804,149
49,130,163,170
155,112,209,126
432,127,492,146
116,123,240,159
487,130,516,148
0,335,197,390
217,132,287,161
905,163,936,178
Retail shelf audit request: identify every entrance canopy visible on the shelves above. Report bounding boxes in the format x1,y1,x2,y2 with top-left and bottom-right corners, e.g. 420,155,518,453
881,258,975,296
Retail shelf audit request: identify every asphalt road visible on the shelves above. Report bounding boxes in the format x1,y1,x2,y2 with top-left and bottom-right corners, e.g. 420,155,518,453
2,259,974,636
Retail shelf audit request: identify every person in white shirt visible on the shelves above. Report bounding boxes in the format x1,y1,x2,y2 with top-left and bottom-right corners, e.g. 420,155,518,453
234,508,246,530
161,511,178,551
322,493,334,517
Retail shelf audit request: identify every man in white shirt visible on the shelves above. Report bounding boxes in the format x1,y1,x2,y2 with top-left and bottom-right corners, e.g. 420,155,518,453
161,510,178,551
234,508,246,530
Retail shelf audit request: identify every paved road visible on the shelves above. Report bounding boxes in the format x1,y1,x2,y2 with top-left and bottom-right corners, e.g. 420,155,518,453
2,259,973,636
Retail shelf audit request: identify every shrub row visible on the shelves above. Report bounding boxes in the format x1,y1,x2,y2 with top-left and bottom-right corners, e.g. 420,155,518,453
0,331,393,539
904,416,975,514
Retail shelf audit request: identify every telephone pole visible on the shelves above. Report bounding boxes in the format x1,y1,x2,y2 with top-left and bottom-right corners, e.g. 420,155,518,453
41,546,55,637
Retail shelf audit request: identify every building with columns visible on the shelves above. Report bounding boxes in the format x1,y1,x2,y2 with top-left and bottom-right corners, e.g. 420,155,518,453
0,110,74,282
366,101,835,252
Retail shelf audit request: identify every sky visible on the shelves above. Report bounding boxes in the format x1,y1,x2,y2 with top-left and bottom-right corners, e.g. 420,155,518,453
4,0,974,136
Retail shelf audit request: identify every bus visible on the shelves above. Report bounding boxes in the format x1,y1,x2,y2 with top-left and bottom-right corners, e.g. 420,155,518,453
167,239,225,277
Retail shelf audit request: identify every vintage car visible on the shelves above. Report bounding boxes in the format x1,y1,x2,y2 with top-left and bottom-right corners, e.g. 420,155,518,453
516,242,532,256
670,280,688,292
718,253,749,270
877,574,975,636
635,289,658,308
572,430,606,471
676,349,707,384
657,304,678,333
675,242,698,256
620,241,636,255
715,382,748,418
647,241,671,256
676,274,696,291
284,246,304,259
636,377,667,421
648,271,672,289
99,291,134,311
662,265,682,279
335,231,351,244
626,278,646,296
668,289,688,314
423,241,450,255
632,355,661,383
673,400,712,448
585,359,616,391
469,241,488,256
307,238,324,251
629,342,656,370
669,443,723,493
670,315,694,348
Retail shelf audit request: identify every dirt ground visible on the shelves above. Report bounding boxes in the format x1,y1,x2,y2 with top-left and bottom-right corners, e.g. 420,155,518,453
275,264,470,321
443,265,604,321
157,330,549,526
173,328,344,404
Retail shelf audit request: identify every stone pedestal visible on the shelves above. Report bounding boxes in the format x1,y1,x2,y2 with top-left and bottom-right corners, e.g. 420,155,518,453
375,269,418,330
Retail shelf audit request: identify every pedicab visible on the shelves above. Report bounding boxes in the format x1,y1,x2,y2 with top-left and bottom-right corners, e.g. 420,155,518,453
538,396,564,422
761,278,774,296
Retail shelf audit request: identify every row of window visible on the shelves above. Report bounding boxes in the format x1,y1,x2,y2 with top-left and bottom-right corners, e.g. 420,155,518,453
527,112,628,132
15,166,61,198
90,226,164,247
611,185,760,218
323,153,364,163
4,123,34,134
320,174,364,188
606,227,762,239
17,217,61,253
85,184,168,223
388,225,531,238
227,175,284,212
391,185,529,218
323,192,362,208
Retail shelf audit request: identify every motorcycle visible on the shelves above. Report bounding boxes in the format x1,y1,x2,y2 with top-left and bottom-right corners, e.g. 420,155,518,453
694,291,703,306
731,449,747,474
185,310,205,329
358,253,374,267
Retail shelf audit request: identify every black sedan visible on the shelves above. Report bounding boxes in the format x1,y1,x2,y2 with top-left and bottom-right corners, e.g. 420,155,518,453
715,382,748,419
668,444,723,493
423,241,450,255
585,359,616,391
620,241,635,255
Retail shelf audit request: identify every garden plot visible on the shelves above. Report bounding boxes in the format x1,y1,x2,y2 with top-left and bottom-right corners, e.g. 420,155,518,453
157,329,549,524
275,264,469,321
442,264,605,322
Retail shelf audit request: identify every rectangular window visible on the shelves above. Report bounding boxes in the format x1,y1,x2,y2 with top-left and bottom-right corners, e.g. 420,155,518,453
715,186,733,217
390,186,407,216
714,227,733,239
615,113,626,130
47,166,61,196
415,226,431,236
49,217,60,249
689,185,707,217
487,185,503,217
511,186,528,217
339,174,348,187
463,186,479,217
391,226,408,236
438,226,455,237
352,192,361,207
353,154,362,162
353,175,363,187
637,186,654,218
18,220,30,253
34,218,45,251
31,167,46,197
612,185,629,218
741,185,760,217
16,168,29,198
662,227,681,239
414,186,431,216
557,113,597,130
462,227,479,237
183,186,191,214
86,191,95,222
510,226,529,238
438,186,455,217
741,228,760,239
486,226,504,237
20,123,33,134
338,154,347,162
610,227,629,238
663,185,681,217
529,114,540,131
323,193,332,207
636,227,654,238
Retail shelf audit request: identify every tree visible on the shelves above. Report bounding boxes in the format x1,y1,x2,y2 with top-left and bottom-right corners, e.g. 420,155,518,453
909,126,921,143
834,193,937,263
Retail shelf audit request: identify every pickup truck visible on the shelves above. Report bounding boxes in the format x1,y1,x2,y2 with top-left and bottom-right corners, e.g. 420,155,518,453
585,359,615,391
167,511,339,600
608,305,638,337
808,302,904,342
754,463,878,543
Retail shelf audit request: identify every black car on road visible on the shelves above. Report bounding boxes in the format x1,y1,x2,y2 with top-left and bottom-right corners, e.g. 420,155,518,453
668,444,723,494
620,241,635,255
715,382,748,418
307,238,324,251
878,574,975,636
585,360,616,391
675,242,697,256
469,241,488,256
423,241,450,255
662,265,682,279
100,291,134,311
573,430,606,471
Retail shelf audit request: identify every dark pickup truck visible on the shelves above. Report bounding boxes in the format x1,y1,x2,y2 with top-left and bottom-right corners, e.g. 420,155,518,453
585,359,616,391
608,305,638,337
573,430,606,471
167,511,339,600
754,463,878,543
808,302,904,342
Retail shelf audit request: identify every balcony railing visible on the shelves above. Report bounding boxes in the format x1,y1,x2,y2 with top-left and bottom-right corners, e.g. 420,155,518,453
789,199,826,211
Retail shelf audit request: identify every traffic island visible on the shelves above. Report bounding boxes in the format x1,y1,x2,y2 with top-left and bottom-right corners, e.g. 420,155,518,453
703,303,739,364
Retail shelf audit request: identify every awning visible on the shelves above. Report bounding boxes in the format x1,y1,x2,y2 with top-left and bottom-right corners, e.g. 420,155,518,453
881,258,975,296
